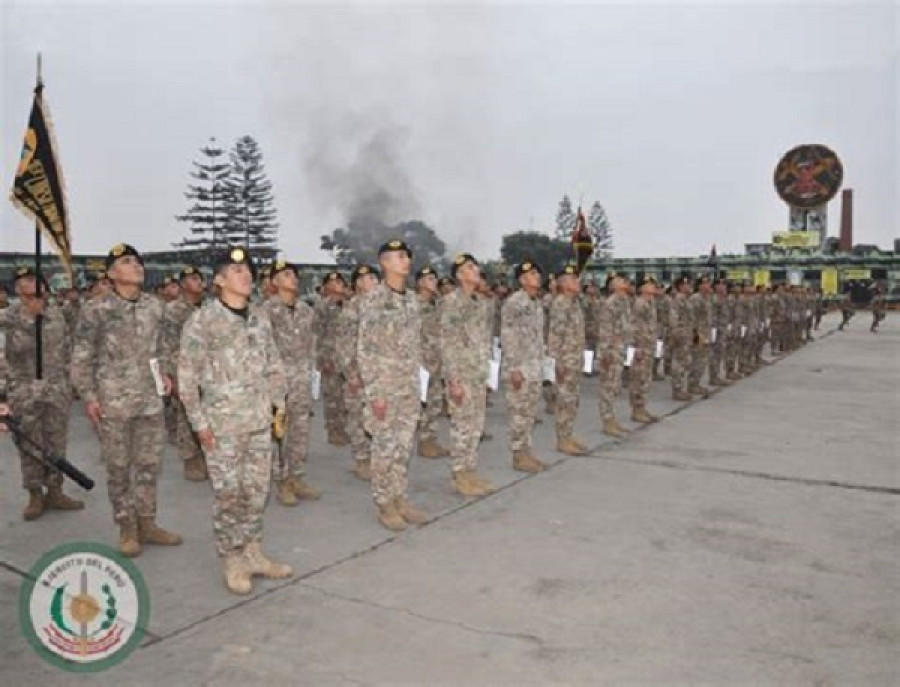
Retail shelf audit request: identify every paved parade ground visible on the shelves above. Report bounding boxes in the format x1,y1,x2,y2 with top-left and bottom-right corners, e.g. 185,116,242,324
1,312,897,685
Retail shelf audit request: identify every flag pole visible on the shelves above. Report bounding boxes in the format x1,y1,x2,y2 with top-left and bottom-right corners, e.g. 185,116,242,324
34,52,44,380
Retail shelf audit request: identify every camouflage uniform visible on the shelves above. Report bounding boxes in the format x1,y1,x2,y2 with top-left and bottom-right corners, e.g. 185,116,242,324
653,293,669,379
178,299,286,557
582,293,599,355
668,293,693,395
162,295,204,466
417,292,444,445
736,295,755,374
0,302,71,489
71,291,166,525
770,291,787,354
335,295,370,466
548,293,585,440
707,294,727,383
628,296,656,410
439,288,490,473
313,298,347,438
688,292,711,390
501,289,544,453
357,284,421,507
596,293,630,420
724,292,740,379
265,296,316,482
541,293,556,412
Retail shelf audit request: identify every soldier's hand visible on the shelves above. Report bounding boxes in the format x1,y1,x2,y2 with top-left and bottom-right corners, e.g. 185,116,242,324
347,375,362,395
321,361,335,375
372,398,388,421
634,349,644,363
162,375,174,396
85,401,104,427
197,428,216,451
0,403,9,433
448,380,464,405
272,407,287,440
511,370,524,391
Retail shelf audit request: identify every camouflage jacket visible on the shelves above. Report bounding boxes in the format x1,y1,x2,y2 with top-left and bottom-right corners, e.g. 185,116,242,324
582,295,599,345
335,295,363,383
541,293,553,344
162,296,203,378
178,299,286,435
711,294,729,335
61,299,81,332
418,293,442,375
264,296,316,397
548,294,585,371
668,294,693,342
630,297,657,351
439,287,490,385
689,293,712,340
357,283,421,401
491,296,502,339
71,291,165,418
0,302,71,407
654,295,669,339
501,289,544,382
735,297,754,333
596,293,631,351
313,298,344,371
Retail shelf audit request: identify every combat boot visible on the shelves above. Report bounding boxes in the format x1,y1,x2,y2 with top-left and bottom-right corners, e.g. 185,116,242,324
183,456,207,481
710,377,730,387
23,488,44,521
244,542,293,579
45,485,85,511
352,459,372,482
376,502,407,532
417,438,449,459
652,371,665,381
288,476,322,501
631,407,658,424
328,429,350,447
452,471,484,497
672,390,692,401
396,498,429,525
512,451,546,474
556,436,588,456
138,517,183,546
119,521,141,558
467,471,497,495
688,385,709,398
602,417,627,438
275,480,298,506
223,554,252,595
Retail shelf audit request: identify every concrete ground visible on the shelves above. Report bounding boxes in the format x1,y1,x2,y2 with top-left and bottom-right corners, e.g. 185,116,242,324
1,311,897,685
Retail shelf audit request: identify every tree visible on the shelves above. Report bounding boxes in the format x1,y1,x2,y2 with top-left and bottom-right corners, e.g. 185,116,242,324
320,218,447,273
554,195,577,241
223,136,279,259
588,201,614,258
500,231,573,274
174,138,231,251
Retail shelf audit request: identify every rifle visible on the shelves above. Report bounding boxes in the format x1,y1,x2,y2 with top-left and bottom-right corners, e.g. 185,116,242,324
1,415,95,490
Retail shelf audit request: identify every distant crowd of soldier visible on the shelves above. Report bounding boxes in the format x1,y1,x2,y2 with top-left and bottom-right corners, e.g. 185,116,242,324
0,241,890,596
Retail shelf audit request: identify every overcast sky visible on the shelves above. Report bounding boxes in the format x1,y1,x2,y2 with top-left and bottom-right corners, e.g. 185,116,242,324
2,1,897,263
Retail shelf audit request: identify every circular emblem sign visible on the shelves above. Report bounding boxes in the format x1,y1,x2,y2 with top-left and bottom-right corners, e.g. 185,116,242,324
19,542,150,673
774,144,843,208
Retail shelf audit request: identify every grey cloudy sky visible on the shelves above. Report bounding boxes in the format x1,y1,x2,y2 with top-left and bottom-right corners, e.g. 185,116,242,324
2,0,897,263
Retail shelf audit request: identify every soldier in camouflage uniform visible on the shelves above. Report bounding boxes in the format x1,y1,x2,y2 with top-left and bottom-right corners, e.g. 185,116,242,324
264,259,321,506
870,286,886,333
652,286,669,381
582,282,599,375
415,265,449,459
335,264,380,482
628,276,660,424
71,244,182,557
178,247,291,595
440,253,496,496
501,261,547,473
687,276,712,396
61,286,81,332
736,284,757,375
669,276,694,401
549,265,589,454
314,272,350,446
596,274,631,437
357,240,429,532
162,266,207,481
541,276,557,416
769,283,786,355
439,276,457,296
708,278,730,386
724,282,742,381
1,267,84,520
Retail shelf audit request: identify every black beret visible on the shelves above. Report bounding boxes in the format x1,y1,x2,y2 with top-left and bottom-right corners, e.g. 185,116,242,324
438,276,456,289
179,266,202,282
105,243,142,269
416,265,438,281
322,271,347,286
557,265,578,279
514,260,543,279
351,264,379,285
378,239,412,258
270,259,299,278
212,246,253,275
451,253,479,278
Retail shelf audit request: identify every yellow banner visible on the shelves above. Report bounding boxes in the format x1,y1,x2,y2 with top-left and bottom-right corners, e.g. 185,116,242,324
772,231,820,249
821,268,838,295
842,269,871,280
727,270,751,281
754,270,770,287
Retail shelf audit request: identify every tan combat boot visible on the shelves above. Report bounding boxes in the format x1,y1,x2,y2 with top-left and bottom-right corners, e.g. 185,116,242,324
512,450,546,474
328,429,350,447
396,498,429,525
467,471,497,495
45,485,85,511
244,542,293,579
556,436,588,456
223,554,252,595
23,488,44,521
376,501,407,532
602,417,628,438
417,438,449,459
452,471,484,497
183,456,207,482
119,521,141,558
688,385,710,398
138,517,183,546
275,480,298,507
672,390,692,401
631,407,658,424
288,476,322,501
352,459,372,482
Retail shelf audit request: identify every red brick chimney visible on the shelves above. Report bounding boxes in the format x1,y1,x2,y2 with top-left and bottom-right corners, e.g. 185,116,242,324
839,189,853,252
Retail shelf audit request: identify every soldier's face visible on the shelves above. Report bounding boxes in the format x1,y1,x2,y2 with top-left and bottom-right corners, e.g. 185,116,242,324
558,274,578,296
519,270,540,292
440,283,455,295
380,251,411,277
418,273,438,294
455,262,480,289
15,276,38,298
216,263,253,298
715,284,727,296
356,273,379,295
183,273,205,295
108,255,145,287
164,282,180,299
274,269,299,293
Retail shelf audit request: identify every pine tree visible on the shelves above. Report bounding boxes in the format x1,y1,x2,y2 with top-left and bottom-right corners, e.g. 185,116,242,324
555,194,577,241
223,135,279,258
588,201,614,258
174,138,231,251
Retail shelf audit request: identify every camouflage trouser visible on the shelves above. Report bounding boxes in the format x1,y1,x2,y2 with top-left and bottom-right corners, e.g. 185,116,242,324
626,351,651,409
274,393,311,481
172,396,203,462
13,398,67,490
99,413,163,525
321,370,346,435
417,368,444,443
669,337,691,394
205,428,272,557
364,390,419,506
708,339,724,382
663,335,673,376
543,382,556,410
447,380,486,473
505,378,541,452
164,398,177,443
688,342,708,388
724,334,739,376
554,364,581,439
597,347,624,420
739,333,754,371
343,379,370,464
